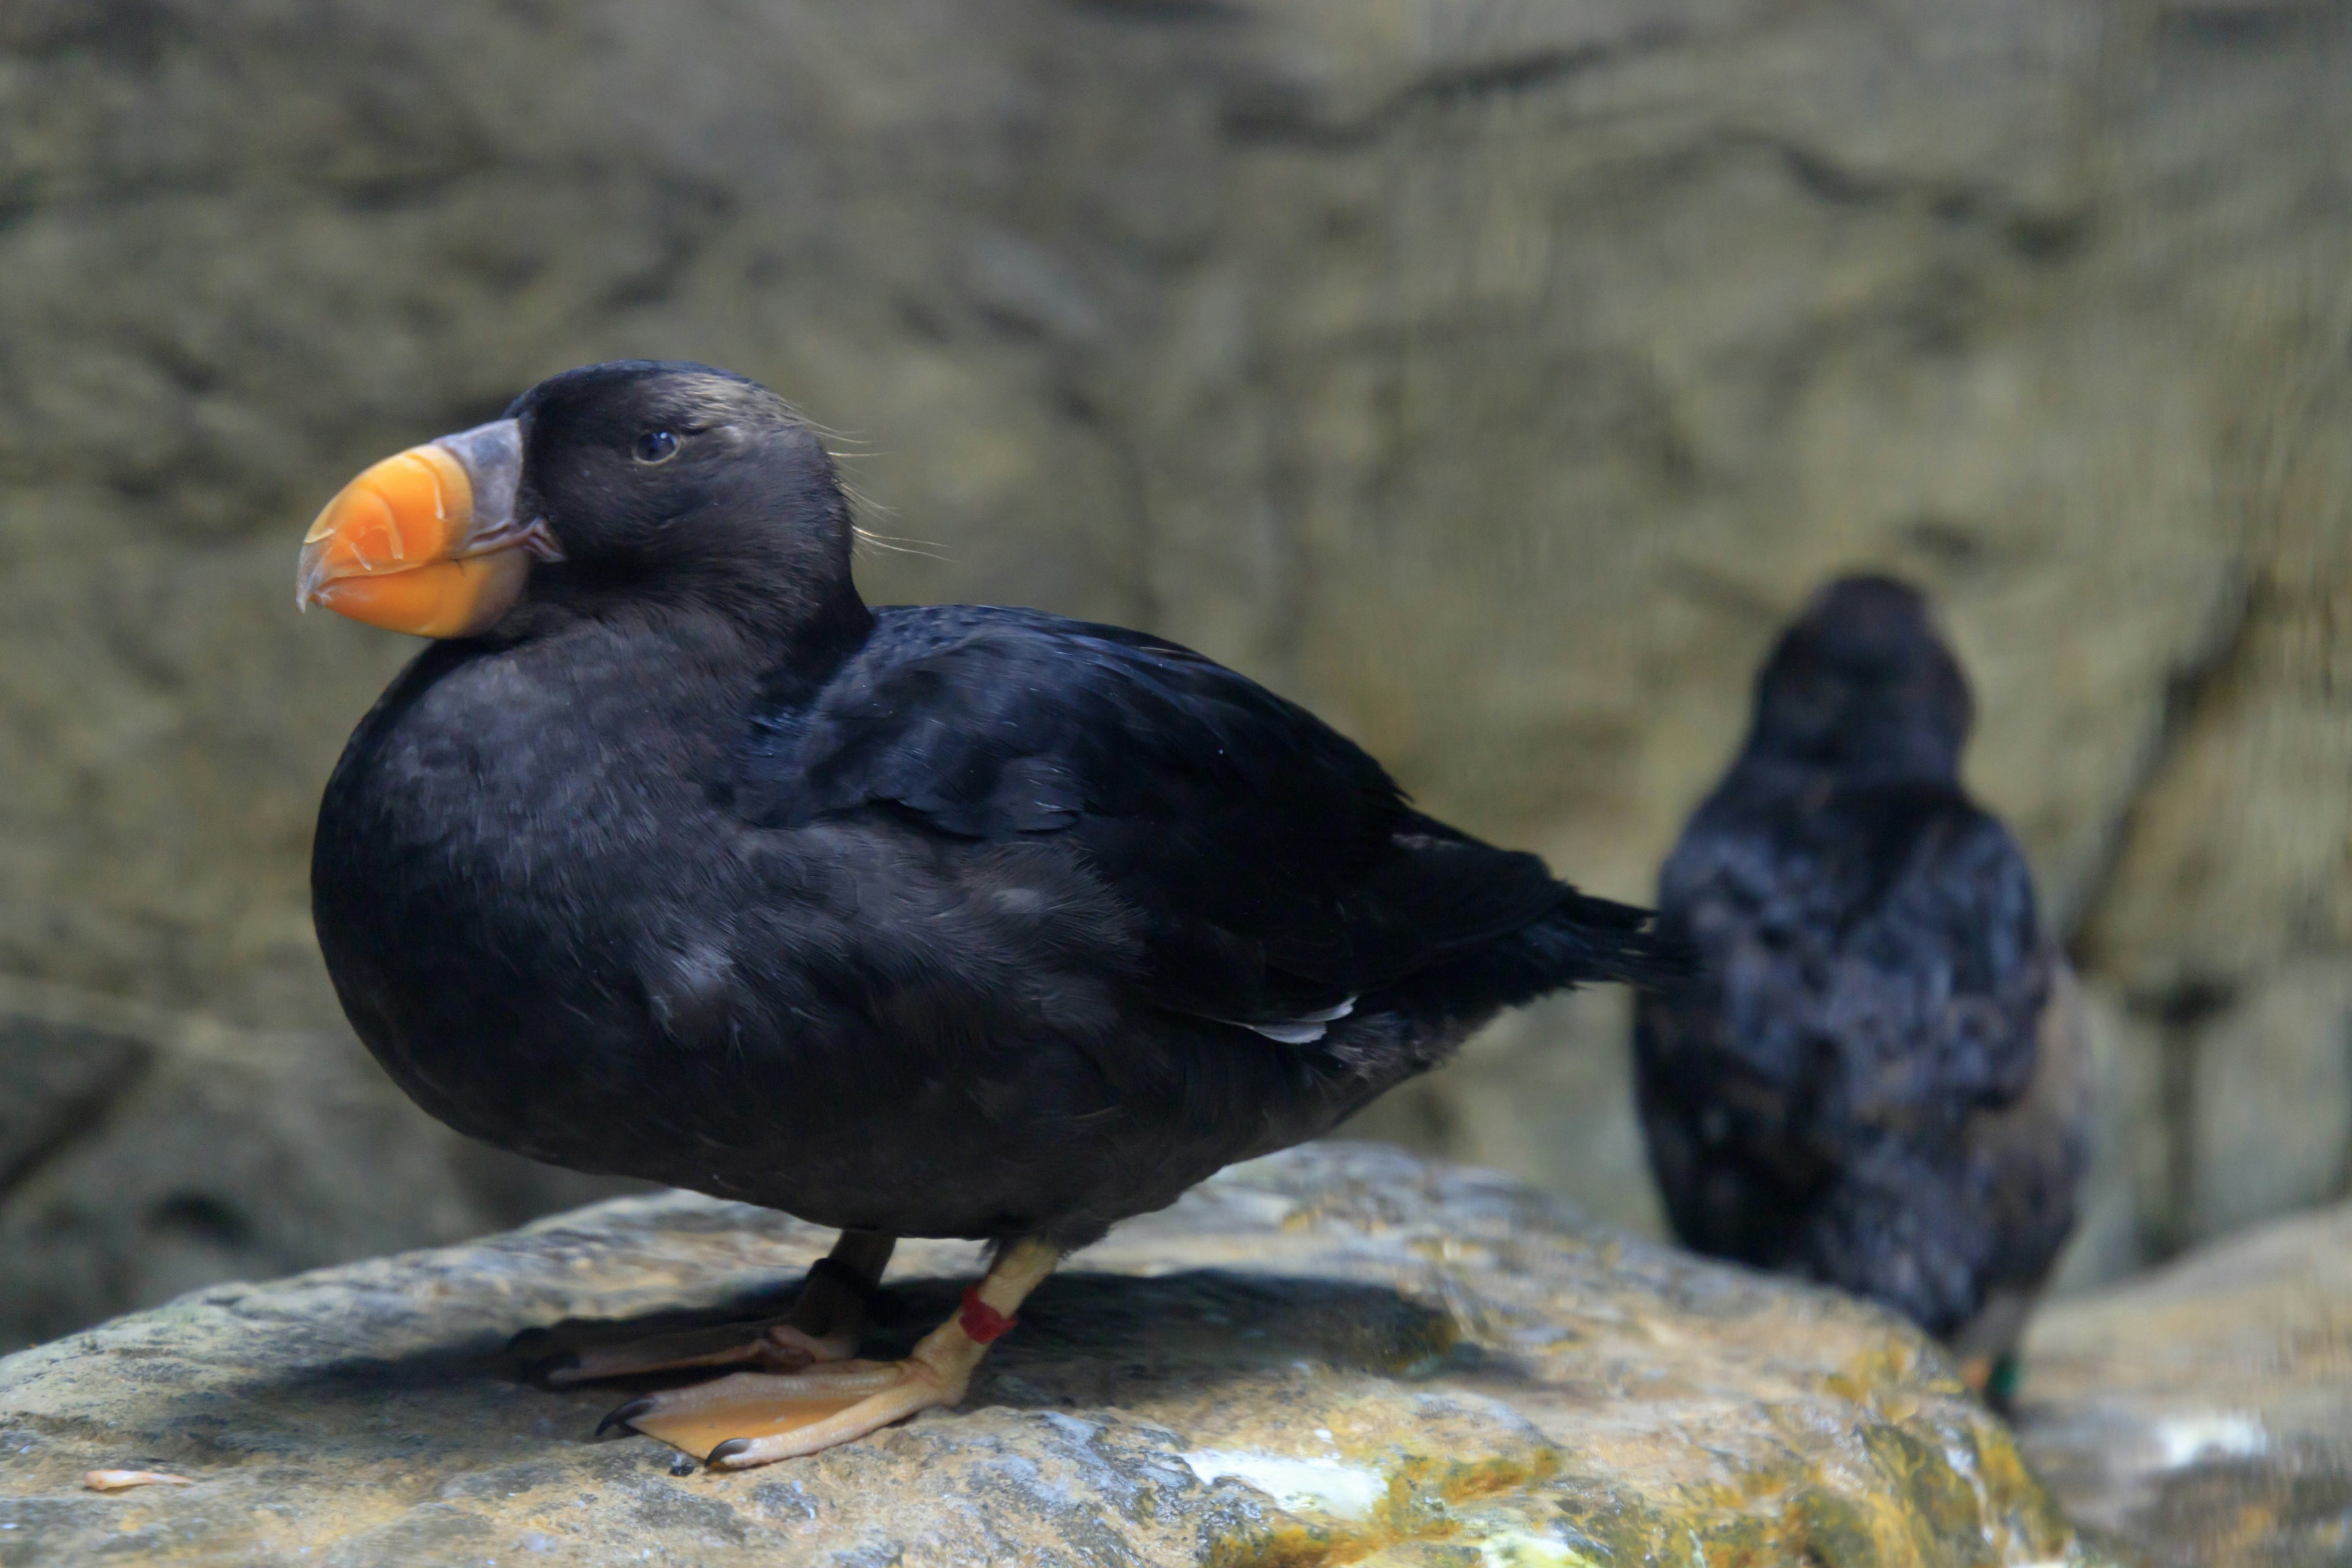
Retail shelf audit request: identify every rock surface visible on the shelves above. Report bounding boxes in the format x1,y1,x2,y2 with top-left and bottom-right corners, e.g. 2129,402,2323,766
0,1145,2089,1567
2016,1196,2352,1568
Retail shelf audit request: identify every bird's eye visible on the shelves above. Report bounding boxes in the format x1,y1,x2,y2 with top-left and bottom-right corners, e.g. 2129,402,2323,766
634,430,680,464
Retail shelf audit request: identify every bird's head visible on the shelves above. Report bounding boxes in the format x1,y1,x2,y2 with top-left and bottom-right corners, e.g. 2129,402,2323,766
1744,574,1973,781
296,361,859,642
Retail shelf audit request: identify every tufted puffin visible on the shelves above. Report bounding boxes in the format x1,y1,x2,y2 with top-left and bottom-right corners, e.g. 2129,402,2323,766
1632,575,2090,1406
298,360,1676,1466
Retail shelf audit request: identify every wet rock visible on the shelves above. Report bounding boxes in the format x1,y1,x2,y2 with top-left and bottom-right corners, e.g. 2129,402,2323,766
2017,1197,2352,1568
0,1144,2090,1566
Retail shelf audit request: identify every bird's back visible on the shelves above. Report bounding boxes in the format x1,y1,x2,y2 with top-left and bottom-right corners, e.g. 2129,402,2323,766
1634,765,2081,1340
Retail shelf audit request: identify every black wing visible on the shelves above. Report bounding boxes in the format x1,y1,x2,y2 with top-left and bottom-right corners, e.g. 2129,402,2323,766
734,606,1575,1028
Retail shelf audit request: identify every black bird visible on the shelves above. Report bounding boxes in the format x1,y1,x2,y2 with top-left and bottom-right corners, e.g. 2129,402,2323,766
1632,576,2089,1404
296,360,1674,1466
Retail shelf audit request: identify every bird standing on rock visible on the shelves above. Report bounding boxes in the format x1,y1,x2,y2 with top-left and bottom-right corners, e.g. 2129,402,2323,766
296,360,1678,1468
1632,576,2089,1404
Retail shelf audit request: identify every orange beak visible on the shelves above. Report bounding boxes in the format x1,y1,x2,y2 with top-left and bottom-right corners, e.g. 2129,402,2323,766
296,420,561,638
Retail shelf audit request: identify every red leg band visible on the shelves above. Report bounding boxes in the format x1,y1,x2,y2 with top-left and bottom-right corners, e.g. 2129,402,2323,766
959,1286,1018,1344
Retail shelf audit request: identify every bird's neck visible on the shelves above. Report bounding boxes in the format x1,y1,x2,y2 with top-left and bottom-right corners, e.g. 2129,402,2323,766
1728,746,1961,795
512,558,874,672
655,584,876,703
679,536,876,662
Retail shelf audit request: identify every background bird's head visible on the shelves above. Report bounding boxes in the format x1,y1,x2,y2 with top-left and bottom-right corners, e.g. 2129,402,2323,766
298,360,861,646
1742,574,1973,782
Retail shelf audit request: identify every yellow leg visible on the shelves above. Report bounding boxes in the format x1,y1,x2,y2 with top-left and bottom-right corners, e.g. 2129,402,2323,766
605,1237,1062,1469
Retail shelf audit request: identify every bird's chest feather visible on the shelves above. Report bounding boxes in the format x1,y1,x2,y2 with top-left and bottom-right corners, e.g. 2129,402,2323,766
320,645,742,963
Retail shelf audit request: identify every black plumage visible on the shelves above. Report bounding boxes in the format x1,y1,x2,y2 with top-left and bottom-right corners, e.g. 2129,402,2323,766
304,362,1670,1461
1632,576,2089,1394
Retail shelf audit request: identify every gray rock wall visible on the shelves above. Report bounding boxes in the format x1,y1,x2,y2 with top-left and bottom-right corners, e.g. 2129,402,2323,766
0,979,635,1351
2,0,2349,1339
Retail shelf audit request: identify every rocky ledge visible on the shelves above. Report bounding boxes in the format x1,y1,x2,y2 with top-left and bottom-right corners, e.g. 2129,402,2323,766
0,1144,2086,1566
2015,1198,2352,1568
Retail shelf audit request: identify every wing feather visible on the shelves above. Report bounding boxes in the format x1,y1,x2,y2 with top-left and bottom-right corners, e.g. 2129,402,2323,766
736,607,1572,1029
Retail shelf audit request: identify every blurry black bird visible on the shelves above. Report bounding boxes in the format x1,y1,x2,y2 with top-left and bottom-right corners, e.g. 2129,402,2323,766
1632,575,2089,1405
295,360,1676,1467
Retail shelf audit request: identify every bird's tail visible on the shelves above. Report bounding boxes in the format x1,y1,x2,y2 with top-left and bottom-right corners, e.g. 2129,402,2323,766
1518,890,1693,993
1392,889,1692,1023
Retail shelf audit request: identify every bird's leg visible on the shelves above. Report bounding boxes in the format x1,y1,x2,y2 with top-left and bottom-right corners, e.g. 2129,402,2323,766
757,1229,897,1369
601,1236,1063,1468
1947,1287,2035,1415
521,1230,896,1385
1966,1351,2024,1416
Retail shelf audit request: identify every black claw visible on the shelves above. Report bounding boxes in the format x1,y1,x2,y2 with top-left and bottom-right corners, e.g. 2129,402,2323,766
595,1397,655,1438
706,1438,752,1468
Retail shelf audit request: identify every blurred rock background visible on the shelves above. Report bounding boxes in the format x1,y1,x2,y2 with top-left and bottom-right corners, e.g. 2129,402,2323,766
0,0,2347,1351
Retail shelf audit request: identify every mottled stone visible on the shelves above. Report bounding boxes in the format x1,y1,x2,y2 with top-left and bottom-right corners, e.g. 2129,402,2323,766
0,979,638,1355
2186,966,2352,1245
2018,1197,2352,1568
0,1014,149,1193
0,1145,2089,1567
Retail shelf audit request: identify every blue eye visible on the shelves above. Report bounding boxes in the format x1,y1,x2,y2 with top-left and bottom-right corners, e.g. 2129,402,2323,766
635,430,679,464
